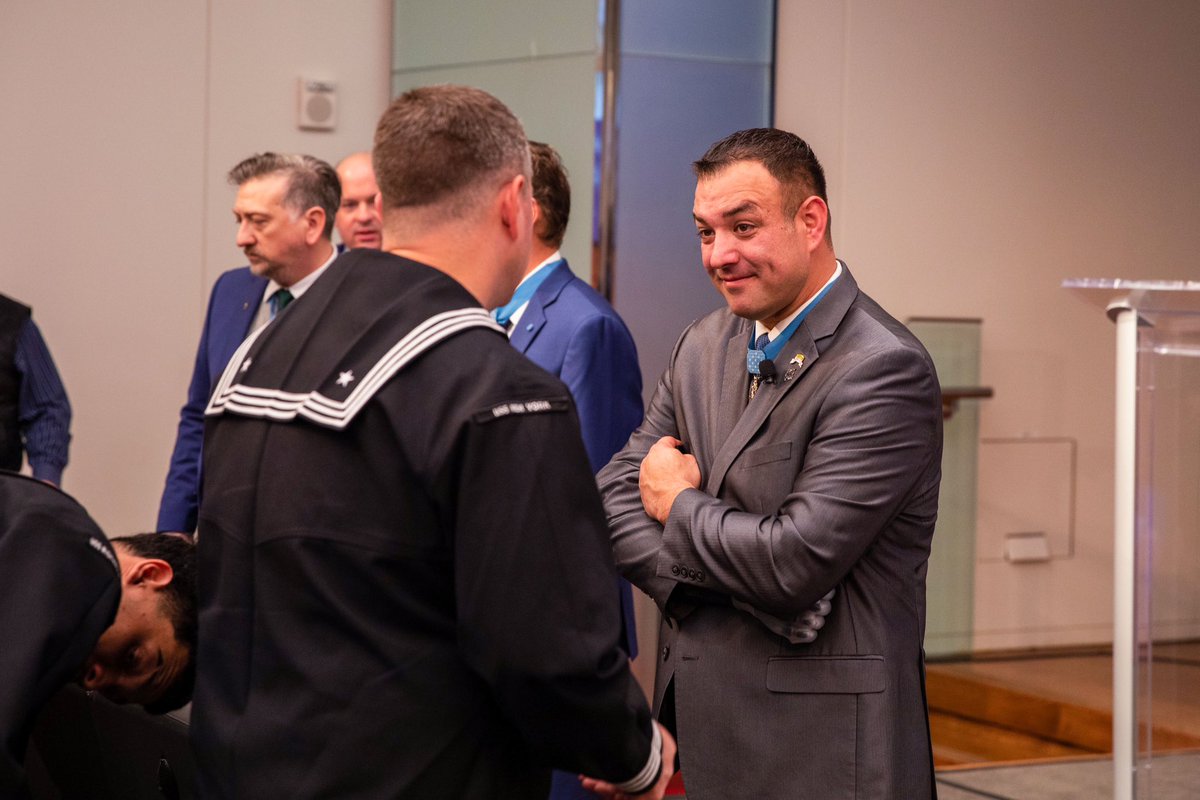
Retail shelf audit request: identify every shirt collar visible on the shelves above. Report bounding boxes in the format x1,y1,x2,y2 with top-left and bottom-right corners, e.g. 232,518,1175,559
754,260,843,341
262,243,338,304
515,250,563,290
496,251,564,333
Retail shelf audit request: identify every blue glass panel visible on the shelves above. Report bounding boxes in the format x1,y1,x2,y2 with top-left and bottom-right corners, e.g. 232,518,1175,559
610,54,770,396
621,0,774,63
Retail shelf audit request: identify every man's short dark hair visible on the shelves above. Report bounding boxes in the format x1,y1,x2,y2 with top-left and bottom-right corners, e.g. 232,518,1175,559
373,84,530,215
528,141,570,249
694,128,832,243
111,533,196,713
227,152,341,239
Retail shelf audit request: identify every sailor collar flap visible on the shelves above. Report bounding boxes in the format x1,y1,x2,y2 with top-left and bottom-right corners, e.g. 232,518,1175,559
206,308,499,429
205,254,503,430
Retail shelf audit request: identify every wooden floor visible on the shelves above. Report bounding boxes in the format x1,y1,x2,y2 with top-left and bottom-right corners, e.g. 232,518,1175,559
665,645,1200,795
928,643,1200,769
936,753,1200,799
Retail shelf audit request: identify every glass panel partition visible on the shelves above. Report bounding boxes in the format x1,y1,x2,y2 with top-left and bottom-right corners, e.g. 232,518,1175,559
1066,279,1200,799
908,318,986,658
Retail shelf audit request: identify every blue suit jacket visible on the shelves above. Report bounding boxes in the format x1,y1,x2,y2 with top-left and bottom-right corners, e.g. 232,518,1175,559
157,267,267,532
509,261,643,473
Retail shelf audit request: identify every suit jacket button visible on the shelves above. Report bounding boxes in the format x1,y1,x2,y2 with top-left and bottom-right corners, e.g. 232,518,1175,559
696,569,706,582
670,564,680,576
662,645,670,661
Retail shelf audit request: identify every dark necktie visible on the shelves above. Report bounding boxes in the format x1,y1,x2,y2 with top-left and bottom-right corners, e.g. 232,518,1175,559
269,288,294,319
748,332,770,401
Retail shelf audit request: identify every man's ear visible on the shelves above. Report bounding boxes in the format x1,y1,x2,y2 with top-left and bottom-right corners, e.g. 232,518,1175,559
303,207,327,245
795,195,829,253
128,558,174,589
498,175,530,242
373,194,390,248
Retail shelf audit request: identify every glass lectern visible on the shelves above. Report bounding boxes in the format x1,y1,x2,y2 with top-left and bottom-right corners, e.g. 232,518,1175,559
1065,279,1200,799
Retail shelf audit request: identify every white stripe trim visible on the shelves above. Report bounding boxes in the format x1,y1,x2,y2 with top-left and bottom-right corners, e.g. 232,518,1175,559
208,320,271,410
206,308,502,429
613,721,662,794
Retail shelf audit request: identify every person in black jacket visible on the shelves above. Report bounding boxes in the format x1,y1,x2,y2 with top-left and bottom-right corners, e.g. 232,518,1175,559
0,295,71,486
192,84,674,799
0,471,196,795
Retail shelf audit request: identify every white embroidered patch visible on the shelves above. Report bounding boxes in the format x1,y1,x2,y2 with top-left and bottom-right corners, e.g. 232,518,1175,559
89,536,120,573
491,399,553,417
477,398,569,423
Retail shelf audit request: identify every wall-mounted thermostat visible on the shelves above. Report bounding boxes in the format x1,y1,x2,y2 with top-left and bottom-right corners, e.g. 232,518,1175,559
297,78,337,131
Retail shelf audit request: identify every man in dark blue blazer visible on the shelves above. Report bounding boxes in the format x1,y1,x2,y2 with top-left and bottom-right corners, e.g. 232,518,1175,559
493,141,644,800
157,153,343,534
497,142,643,474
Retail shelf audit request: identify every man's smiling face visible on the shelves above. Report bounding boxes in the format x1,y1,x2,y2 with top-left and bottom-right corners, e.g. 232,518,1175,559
693,159,821,329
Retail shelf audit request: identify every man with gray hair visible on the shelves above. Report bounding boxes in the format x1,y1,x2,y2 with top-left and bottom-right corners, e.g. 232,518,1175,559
156,153,340,536
193,85,674,799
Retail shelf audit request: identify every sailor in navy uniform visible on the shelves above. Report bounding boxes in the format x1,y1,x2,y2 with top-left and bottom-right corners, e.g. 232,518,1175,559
194,249,665,798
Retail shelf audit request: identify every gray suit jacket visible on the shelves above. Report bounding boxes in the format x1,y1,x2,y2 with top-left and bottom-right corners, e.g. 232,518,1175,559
598,265,942,799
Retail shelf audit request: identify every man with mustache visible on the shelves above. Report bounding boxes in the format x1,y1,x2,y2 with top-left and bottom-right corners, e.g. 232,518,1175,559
156,153,340,536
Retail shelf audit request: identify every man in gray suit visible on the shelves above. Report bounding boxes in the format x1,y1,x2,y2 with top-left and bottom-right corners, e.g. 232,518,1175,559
593,128,942,799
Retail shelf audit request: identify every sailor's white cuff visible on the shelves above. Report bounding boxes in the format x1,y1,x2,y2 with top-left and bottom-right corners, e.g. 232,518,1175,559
612,721,663,794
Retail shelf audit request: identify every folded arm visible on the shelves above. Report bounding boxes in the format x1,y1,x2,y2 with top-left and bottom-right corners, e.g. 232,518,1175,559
597,334,691,611
660,344,941,617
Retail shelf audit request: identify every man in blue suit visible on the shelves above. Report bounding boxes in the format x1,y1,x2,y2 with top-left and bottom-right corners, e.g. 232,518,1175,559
495,142,643,473
492,141,645,800
157,153,342,534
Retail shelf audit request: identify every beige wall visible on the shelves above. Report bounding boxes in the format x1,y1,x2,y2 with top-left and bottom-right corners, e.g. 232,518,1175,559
390,0,600,281
0,1,392,535
776,0,1200,649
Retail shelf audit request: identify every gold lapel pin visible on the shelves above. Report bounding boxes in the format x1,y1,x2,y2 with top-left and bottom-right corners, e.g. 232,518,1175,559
785,353,805,381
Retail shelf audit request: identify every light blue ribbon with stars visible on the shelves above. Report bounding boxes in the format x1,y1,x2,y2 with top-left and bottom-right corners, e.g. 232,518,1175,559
746,276,839,375
492,259,563,326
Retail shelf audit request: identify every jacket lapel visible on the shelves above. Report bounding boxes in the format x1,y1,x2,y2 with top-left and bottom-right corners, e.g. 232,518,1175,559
703,265,860,496
709,327,750,467
508,261,572,353
237,278,268,338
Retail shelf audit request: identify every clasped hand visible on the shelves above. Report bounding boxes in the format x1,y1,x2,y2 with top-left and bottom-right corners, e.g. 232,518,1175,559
639,437,701,524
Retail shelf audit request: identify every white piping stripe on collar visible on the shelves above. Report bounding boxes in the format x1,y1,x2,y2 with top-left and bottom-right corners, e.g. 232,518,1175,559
206,308,501,430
